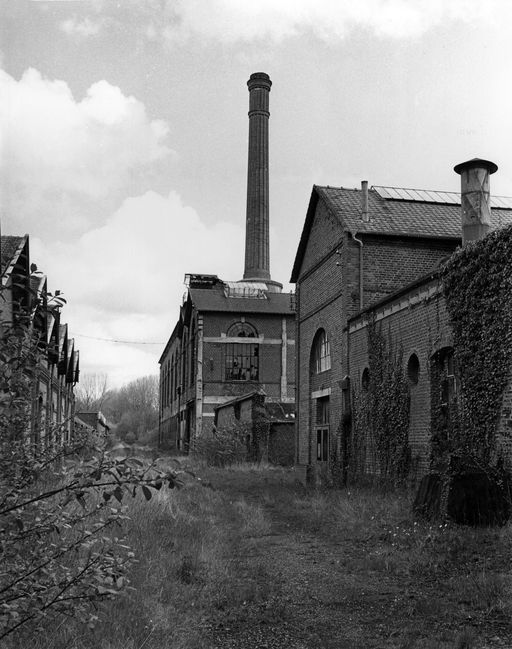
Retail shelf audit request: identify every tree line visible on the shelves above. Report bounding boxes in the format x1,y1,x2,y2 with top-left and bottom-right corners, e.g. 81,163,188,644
75,373,159,443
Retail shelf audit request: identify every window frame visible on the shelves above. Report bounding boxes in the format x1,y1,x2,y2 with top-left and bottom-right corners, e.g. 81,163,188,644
225,321,259,382
316,396,330,462
312,329,331,374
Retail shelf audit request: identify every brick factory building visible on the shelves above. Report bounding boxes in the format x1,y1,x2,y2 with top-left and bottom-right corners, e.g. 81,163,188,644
292,158,512,486
158,73,295,451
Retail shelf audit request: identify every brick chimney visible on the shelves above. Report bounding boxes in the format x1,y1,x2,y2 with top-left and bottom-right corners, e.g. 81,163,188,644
454,157,498,243
243,72,282,292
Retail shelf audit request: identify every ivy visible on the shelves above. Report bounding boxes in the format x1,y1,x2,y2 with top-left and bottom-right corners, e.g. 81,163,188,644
350,319,411,485
440,224,512,465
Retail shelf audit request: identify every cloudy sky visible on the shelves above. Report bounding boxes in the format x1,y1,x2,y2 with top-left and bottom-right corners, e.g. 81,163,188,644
1,0,512,387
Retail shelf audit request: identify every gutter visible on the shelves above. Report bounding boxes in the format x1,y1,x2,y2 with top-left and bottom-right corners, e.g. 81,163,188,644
350,231,364,311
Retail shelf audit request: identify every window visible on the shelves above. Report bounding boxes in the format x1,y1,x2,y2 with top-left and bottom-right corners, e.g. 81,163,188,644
312,329,331,374
407,353,420,385
316,396,329,461
227,322,257,338
440,349,457,410
361,367,370,391
225,343,259,381
189,323,196,386
225,322,259,381
433,347,459,430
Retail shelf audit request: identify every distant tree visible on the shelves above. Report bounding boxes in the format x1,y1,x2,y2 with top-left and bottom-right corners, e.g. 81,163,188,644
108,375,159,441
75,373,110,412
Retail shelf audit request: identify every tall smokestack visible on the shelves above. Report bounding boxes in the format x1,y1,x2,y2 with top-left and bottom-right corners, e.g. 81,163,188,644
243,73,281,292
454,157,498,243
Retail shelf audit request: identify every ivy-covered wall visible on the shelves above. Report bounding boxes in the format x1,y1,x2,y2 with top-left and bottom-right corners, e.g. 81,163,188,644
440,224,512,467
347,224,512,483
350,320,411,484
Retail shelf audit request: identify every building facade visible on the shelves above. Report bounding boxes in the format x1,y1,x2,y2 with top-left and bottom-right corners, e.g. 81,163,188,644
1,234,80,448
158,275,295,449
291,159,512,483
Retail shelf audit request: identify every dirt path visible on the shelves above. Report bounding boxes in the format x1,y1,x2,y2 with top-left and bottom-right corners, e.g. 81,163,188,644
199,467,511,649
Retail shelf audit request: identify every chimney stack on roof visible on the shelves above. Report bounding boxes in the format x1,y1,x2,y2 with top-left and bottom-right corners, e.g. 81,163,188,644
454,157,498,244
243,72,282,293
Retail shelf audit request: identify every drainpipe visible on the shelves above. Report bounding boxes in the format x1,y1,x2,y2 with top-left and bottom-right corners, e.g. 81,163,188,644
361,180,369,223
351,232,364,311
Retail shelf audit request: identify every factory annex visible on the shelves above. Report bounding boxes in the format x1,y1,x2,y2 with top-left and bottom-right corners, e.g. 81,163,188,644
292,158,512,484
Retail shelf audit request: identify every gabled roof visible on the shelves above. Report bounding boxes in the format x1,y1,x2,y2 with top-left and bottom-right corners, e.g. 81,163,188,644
290,185,512,282
0,235,27,277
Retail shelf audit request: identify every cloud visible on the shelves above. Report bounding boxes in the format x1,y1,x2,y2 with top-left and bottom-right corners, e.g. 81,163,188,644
30,190,245,386
0,68,172,236
59,16,103,37
46,0,506,46
152,0,507,44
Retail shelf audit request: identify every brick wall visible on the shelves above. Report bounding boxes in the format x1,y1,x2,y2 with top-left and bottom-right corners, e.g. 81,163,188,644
160,305,296,447
349,283,512,478
359,235,457,317
295,193,459,480
202,312,295,402
296,288,346,469
348,280,452,477
301,199,344,274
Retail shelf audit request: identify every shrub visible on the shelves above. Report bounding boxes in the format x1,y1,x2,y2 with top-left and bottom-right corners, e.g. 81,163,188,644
194,423,250,467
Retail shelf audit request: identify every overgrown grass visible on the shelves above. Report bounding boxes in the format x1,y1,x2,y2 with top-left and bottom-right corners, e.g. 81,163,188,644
13,461,278,649
8,460,512,648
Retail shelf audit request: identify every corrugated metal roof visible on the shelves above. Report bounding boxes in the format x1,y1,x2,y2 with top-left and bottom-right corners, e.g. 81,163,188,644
373,186,512,209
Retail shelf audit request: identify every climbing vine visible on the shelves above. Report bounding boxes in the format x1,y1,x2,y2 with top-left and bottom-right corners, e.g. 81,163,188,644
350,319,411,485
440,224,512,465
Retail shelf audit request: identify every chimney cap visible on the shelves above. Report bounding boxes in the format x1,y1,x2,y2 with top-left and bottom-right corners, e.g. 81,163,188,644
247,72,272,91
454,157,498,175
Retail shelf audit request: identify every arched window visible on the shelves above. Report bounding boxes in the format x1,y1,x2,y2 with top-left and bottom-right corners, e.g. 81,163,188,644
225,322,259,381
407,353,420,385
311,329,331,374
227,322,258,338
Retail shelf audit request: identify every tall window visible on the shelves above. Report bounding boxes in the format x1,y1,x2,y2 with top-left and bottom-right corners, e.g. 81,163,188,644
439,348,458,416
316,396,329,461
312,329,331,374
225,322,259,381
432,347,459,433
182,330,187,387
190,323,196,386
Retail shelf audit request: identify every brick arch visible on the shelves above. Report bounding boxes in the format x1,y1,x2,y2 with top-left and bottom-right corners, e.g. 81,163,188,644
309,327,331,376
227,320,258,338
